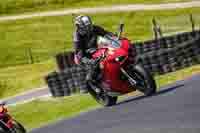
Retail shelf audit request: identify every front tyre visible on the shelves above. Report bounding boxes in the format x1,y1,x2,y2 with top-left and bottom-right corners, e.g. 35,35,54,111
12,120,26,133
87,81,117,107
0,120,12,133
129,64,157,96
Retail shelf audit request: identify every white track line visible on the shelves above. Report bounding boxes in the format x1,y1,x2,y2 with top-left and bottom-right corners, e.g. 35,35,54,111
0,1,199,21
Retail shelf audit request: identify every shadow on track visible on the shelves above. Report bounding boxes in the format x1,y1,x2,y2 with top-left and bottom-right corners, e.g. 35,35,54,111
116,84,184,106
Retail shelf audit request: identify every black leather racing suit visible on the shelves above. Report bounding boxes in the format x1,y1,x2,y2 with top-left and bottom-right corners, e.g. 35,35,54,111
73,25,110,83
73,25,109,59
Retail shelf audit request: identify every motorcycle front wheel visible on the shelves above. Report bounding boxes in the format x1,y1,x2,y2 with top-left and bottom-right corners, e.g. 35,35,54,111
87,81,117,107
0,125,7,133
128,64,157,96
0,126,7,133
12,120,26,133
0,120,12,133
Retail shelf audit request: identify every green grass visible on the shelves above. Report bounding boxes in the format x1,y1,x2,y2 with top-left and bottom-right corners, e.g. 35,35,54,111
0,8,199,68
0,59,56,98
9,94,99,130
155,64,200,88
0,0,190,16
0,8,200,98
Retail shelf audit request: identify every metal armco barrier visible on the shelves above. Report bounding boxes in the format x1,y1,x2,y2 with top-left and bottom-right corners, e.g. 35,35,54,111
45,30,200,97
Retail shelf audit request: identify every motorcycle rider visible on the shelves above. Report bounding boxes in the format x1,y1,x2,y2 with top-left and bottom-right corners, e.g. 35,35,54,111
73,15,112,93
0,101,8,124
0,101,7,113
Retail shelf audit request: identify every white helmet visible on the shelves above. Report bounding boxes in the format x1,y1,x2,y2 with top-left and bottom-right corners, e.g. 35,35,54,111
0,100,6,106
75,15,93,35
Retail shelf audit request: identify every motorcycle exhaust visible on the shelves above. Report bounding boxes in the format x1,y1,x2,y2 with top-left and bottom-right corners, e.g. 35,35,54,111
88,81,103,94
120,68,137,86
107,91,122,97
88,81,122,97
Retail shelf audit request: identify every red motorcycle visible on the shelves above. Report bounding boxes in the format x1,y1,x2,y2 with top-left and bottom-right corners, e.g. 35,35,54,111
0,102,26,133
86,24,157,106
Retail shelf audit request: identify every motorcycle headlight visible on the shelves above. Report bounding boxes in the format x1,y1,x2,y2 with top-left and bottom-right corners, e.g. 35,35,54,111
115,56,125,62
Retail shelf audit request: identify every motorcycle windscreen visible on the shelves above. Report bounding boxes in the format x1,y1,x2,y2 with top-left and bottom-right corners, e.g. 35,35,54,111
97,36,121,49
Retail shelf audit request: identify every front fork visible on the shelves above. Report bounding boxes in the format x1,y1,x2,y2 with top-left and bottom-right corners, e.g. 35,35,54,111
120,68,137,86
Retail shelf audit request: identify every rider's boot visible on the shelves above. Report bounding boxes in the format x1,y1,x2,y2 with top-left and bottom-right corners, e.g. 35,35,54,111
86,69,101,94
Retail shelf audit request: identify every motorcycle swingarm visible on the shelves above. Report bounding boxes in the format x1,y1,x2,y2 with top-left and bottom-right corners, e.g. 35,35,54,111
120,68,137,86
88,81,122,97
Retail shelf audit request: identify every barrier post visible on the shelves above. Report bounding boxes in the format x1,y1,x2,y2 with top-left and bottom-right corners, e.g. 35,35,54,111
152,17,163,40
190,14,195,32
27,48,34,64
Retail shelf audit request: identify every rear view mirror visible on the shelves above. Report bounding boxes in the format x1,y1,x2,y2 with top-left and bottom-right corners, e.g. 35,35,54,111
117,23,124,39
118,23,124,33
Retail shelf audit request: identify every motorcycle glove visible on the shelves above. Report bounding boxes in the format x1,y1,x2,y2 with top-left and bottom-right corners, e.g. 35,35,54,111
81,57,97,66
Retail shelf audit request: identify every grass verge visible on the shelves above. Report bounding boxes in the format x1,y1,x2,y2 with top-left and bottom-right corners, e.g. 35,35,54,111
0,7,200,98
0,0,190,16
9,94,99,130
0,7,200,68
0,59,56,98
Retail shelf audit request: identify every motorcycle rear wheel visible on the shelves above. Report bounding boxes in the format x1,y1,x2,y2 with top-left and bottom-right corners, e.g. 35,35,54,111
87,81,117,107
128,64,156,96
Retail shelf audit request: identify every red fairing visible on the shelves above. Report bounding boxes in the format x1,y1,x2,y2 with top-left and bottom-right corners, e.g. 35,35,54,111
92,49,106,59
102,61,130,93
0,112,13,128
0,113,3,118
93,38,133,94
6,118,13,128
121,38,129,51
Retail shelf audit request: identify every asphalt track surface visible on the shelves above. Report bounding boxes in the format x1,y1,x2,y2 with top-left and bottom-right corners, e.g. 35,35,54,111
3,87,50,106
29,74,200,133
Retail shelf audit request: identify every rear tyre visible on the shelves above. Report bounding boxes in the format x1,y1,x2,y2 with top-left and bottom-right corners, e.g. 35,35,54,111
128,64,156,96
87,81,117,107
